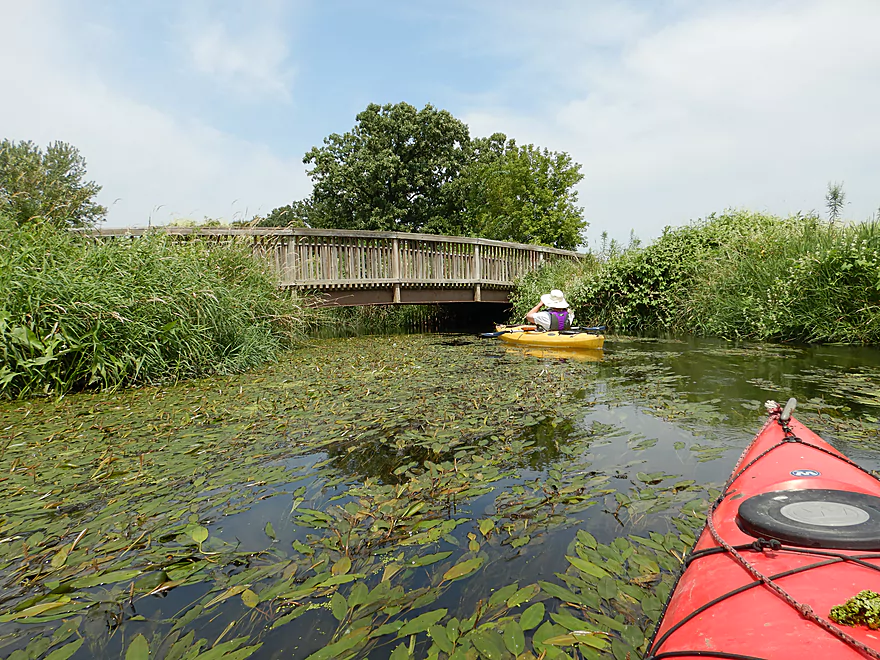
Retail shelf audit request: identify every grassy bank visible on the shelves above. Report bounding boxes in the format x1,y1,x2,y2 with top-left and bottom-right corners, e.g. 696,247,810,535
0,217,307,397
511,210,880,344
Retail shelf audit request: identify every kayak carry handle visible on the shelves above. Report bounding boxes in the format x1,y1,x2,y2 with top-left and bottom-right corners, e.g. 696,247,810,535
780,398,797,423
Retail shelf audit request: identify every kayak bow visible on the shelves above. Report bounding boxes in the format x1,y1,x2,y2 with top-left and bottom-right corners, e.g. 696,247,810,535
647,399,880,659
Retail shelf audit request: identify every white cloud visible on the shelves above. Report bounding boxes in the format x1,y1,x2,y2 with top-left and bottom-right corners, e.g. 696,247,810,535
181,1,295,100
462,0,880,244
0,0,309,227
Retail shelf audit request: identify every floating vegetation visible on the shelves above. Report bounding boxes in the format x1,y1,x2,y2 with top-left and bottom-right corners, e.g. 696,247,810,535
1,334,879,658
830,590,880,630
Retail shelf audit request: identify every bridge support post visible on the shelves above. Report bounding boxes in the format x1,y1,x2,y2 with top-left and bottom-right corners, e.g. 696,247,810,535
392,238,401,303
474,244,482,302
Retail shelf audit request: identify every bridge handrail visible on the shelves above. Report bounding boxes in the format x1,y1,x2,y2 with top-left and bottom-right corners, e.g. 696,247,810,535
81,226,582,258
78,227,581,303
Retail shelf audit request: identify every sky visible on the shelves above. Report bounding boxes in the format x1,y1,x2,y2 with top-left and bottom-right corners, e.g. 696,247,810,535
2,0,879,247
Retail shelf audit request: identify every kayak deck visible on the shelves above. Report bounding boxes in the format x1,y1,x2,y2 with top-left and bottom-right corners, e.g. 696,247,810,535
496,327,605,350
647,403,880,659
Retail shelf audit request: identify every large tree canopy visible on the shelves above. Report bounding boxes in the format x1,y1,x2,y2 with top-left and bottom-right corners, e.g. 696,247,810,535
0,140,106,228
304,102,471,234
460,134,586,250
271,102,588,249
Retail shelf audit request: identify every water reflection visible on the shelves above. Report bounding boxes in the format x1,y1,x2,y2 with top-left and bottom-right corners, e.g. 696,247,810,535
505,346,605,362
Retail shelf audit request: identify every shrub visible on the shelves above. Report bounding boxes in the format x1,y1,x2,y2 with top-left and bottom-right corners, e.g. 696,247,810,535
510,210,880,344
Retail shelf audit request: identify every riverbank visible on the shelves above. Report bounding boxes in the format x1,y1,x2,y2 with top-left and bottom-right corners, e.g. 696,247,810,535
510,211,880,344
0,217,309,398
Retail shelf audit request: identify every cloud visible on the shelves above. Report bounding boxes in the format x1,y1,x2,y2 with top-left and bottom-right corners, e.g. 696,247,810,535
181,1,295,100
461,0,880,244
0,0,309,227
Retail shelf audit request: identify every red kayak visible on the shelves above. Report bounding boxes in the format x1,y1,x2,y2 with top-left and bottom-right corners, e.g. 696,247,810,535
647,399,880,659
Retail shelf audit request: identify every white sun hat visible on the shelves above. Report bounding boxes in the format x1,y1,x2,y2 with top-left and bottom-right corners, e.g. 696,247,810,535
540,289,569,309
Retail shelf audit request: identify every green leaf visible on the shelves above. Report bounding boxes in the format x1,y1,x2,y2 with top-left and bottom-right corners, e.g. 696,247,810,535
192,638,262,660
330,592,347,621
566,555,610,578
507,583,540,608
410,551,453,567
125,634,150,660
519,602,545,630
488,582,519,607
166,631,198,660
370,621,404,638
265,521,276,540
204,585,250,609
50,545,70,569
332,556,352,575
389,643,410,660
429,625,453,654
348,582,368,608
503,620,525,655
576,530,597,549
303,627,369,660
241,589,260,608
479,519,495,537
598,577,617,600
397,608,448,637
442,557,483,582
70,569,142,589
45,639,84,660
470,630,505,660
190,526,209,544
0,598,71,622
510,535,530,548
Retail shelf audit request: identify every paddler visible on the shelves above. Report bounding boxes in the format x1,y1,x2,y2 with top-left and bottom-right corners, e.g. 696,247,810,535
525,289,573,331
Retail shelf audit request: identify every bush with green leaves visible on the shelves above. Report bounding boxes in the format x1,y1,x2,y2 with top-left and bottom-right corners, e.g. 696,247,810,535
510,210,880,344
0,217,307,397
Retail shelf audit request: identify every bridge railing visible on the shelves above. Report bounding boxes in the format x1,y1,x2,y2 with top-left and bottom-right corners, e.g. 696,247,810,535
83,227,581,303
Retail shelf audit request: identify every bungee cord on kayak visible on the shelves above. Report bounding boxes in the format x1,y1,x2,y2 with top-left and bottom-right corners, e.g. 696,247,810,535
646,399,880,660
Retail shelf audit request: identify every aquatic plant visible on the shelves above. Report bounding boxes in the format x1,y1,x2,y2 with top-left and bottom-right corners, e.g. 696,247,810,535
3,333,879,658
830,590,880,629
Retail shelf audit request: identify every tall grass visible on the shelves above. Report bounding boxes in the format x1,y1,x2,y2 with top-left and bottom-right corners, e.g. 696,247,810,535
0,217,307,397
509,211,880,344
684,215,880,342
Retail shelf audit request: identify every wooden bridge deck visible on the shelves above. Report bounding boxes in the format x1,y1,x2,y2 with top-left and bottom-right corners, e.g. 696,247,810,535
88,227,581,306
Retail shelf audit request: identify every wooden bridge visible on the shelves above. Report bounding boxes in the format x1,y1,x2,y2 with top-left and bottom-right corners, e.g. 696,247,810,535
90,227,581,306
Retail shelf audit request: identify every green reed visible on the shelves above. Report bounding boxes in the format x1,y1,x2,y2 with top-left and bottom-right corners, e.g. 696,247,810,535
0,217,307,397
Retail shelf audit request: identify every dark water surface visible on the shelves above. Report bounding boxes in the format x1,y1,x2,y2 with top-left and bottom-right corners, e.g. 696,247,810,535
3,335,880,659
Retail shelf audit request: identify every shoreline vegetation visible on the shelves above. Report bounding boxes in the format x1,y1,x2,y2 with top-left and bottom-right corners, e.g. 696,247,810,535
510,210,880,345
0,216,309,398
4,210,880,399
3,136,880,400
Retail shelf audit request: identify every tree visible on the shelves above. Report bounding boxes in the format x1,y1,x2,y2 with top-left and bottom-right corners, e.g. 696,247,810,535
303,102,471,234
825,181,846,224
459,134,586,249
0,140,106,227
252,200,313,227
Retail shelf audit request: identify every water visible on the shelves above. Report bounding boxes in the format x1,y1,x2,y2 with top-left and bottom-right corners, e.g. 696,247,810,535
2,334,880,659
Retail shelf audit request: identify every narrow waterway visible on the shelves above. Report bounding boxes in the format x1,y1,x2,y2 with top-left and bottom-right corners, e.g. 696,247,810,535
2,334,880,659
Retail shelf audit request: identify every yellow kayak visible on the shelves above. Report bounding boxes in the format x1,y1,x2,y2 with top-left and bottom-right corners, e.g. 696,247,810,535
495,325,605,350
